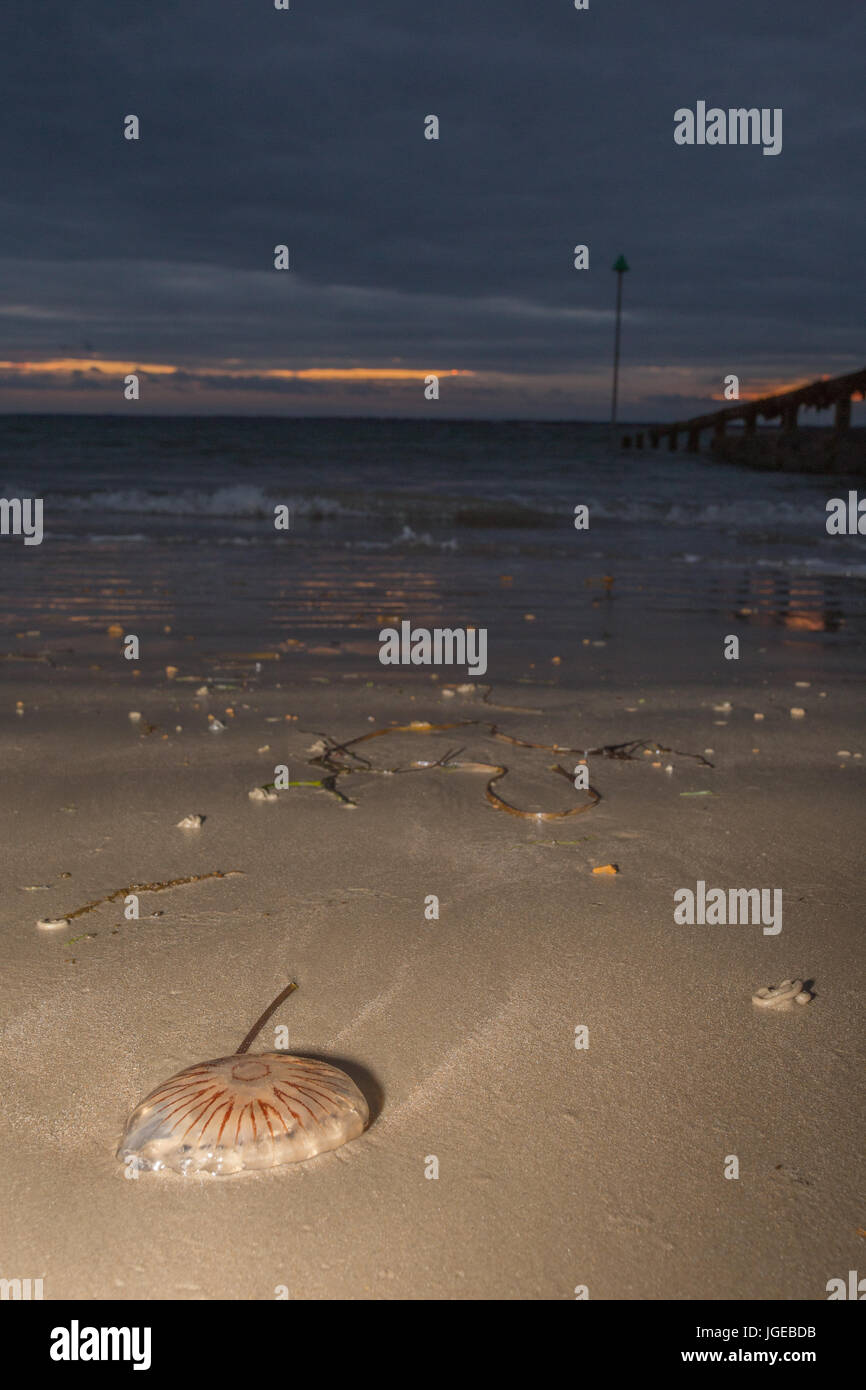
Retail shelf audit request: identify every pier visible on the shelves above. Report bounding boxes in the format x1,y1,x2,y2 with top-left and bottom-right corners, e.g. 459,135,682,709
621,367,866,471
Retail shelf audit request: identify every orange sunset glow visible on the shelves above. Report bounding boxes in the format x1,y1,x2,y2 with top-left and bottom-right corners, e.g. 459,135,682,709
0,358,475,382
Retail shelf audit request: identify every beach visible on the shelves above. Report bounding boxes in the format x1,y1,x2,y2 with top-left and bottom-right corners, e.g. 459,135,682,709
2,0,863,1317
1,421,865,1299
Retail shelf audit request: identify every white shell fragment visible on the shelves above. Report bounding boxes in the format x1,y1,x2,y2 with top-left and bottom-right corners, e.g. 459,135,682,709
118,1052,369,1175
248,786,278,801
176,814,203,829
37,917,70,931
752,979,812,1011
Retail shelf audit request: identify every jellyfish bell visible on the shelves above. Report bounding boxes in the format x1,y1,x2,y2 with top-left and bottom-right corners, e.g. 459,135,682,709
118,1051,368,1176
117,983,369,1175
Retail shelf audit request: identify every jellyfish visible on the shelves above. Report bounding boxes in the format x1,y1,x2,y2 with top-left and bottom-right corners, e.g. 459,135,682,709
118,983,369,1175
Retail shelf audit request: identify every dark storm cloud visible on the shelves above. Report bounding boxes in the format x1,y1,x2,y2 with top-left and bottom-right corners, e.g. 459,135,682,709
0,0,863,415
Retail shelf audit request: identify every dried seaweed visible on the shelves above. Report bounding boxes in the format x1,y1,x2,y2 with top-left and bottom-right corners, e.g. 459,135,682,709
54,869,245,923
291,715,713,821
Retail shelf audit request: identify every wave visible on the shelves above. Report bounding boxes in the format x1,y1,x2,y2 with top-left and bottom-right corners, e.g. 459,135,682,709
754,556,866,579
60,485,358,520
31,484,828,533
586,499,821,527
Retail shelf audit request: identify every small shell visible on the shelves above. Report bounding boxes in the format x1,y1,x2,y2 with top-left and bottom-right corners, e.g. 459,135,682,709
248,787,278,802
176,814,203,829
752,979,804,1010
37,917,70,930
117,1053,369,1175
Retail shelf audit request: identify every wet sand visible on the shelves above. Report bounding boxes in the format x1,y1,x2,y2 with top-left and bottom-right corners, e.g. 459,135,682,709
1,645,863,1299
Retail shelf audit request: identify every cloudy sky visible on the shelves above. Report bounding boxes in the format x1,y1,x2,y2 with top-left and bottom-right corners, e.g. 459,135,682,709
1,0,862,418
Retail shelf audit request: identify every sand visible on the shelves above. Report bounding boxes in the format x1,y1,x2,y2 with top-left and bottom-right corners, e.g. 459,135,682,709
1,650,864,1300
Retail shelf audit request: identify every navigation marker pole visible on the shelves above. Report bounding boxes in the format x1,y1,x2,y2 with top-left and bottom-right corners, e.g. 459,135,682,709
610,254,629,452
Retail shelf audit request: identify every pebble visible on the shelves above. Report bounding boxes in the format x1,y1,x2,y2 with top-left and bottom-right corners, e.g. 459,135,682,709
753,712,764,721
165,666,178,680
128,711,142,722
837,750,851,758
790,708,806,719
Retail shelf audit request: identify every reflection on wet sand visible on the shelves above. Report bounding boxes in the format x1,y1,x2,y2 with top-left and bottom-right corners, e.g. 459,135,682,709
731,572,845,634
